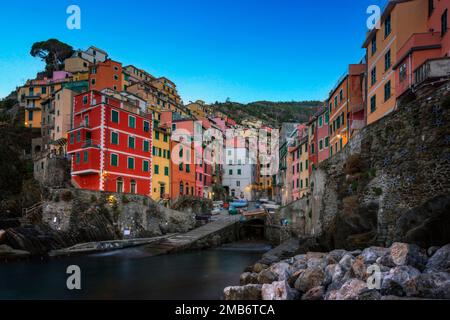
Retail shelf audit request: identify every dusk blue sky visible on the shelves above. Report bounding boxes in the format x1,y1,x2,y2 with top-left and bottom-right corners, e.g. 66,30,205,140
0,0,387,103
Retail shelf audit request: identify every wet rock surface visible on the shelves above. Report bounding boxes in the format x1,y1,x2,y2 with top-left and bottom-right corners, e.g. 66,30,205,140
225,242,450,300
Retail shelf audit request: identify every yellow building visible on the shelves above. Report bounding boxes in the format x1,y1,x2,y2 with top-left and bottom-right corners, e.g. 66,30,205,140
186,100,208,119
18,81,63,128
151,125,171,202
363,0,429,125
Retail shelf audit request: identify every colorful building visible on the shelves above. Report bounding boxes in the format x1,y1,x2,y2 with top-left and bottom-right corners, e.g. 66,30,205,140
89,60,123,92
18,72,70,128
362,0,430,125
316,106,330,164
328,63,366,156
67,90,153,195
394,0,450,98
151,124,171,202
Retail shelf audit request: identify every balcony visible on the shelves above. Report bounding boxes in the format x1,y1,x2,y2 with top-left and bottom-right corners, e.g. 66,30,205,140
82,139,101,149
397,32,442,63
414,58,450,86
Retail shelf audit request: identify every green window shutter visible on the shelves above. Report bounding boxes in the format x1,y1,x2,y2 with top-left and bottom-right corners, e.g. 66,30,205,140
111,154,118,166
111,110,119,123
111,132,119,145
143,161,149,172
70,133,74,144
238,169,242,175
83,151,88,162
155,131,160,140
164,167,169,176
163,134,168,142
154,165,159,174
186,164,190,173
76,131,81,142
143,140,149,152
128,157,135,169
129,116,136,128
128,136,135,149
76,153,80,164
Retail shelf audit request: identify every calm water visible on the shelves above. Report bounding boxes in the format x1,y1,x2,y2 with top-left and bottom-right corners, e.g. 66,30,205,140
0,243,268,300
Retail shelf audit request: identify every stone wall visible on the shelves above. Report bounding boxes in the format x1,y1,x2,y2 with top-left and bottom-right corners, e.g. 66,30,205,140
33,155,70,188
309,81,450,250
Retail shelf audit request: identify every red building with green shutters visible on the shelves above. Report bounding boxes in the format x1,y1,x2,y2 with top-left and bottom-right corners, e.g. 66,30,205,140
67,90,153,195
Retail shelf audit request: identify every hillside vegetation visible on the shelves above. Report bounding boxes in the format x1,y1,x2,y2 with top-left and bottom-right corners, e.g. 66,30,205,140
211,100,323,127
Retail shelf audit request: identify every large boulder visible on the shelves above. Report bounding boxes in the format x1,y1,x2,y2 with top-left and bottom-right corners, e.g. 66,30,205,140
294,268,325,293
356,289,382,300
338,254,355,271
405,272,450,299
360,247,389,264
389,243,428,271
268,262,292,281
301,286,325,300
253,262,269,273
325,279,367,300
261,280,299,300
425,244,450,273
327,249,348,263
381,266,421,296
257,269,277,284
223,284,262,300
240,272,259,285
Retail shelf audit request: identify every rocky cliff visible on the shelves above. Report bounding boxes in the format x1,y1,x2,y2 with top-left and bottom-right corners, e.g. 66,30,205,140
278,81,450,251
1,189,196,256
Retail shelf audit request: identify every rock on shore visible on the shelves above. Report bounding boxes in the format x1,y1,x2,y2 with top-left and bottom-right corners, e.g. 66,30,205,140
224,242,450,300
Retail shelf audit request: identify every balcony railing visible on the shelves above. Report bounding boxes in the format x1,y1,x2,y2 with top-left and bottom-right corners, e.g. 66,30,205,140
414,58,450,86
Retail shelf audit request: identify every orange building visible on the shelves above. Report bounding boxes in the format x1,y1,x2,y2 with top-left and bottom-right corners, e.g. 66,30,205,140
89,60,123,92
328,64,366,156
362,0,430,125
394,0,450,98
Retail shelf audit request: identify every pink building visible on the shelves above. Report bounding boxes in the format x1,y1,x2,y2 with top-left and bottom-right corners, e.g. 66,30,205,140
316,107,330,164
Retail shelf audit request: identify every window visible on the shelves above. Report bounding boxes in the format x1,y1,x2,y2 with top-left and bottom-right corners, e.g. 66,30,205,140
75,153,80,164
339,89,343,102
186,164,190,173
83,151,88,162
172,123,176,131
442,9,448,37
163,134,168,142
143,121,150,132
311,143,315,155
334,96,338,108
116,178,123,193
70,133,74,144
371,67,377,86
164,167,169,176
76,131,81,142
111,132,119,145
385,50,391,71
28,110,33,121
236,181,241,187
143,160,149,172
91,79,96,86
384,14,391,38
370,95,377,113
111,110,119,123
384,81,392,101
305,160,308,170
300,179,303,189
237,169,242,175
179,163,183,171
82,95,88,104
154,165,159,174
180,182,184,194
325,137,329,148
128,157,135,170
399,64,407,82
340,138,343,151
371,35,377,56
143,140,149,152
111,154,118,166
41,87,47,94
128,116,136,129
128,136,135,149
114,75,119,81
319,139,323,151
130,180,136,194
325,112,329,124
155,131,160,140
229,169,233,175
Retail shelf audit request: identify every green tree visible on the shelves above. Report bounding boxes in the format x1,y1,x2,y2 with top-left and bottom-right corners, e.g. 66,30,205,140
30,39,74,77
